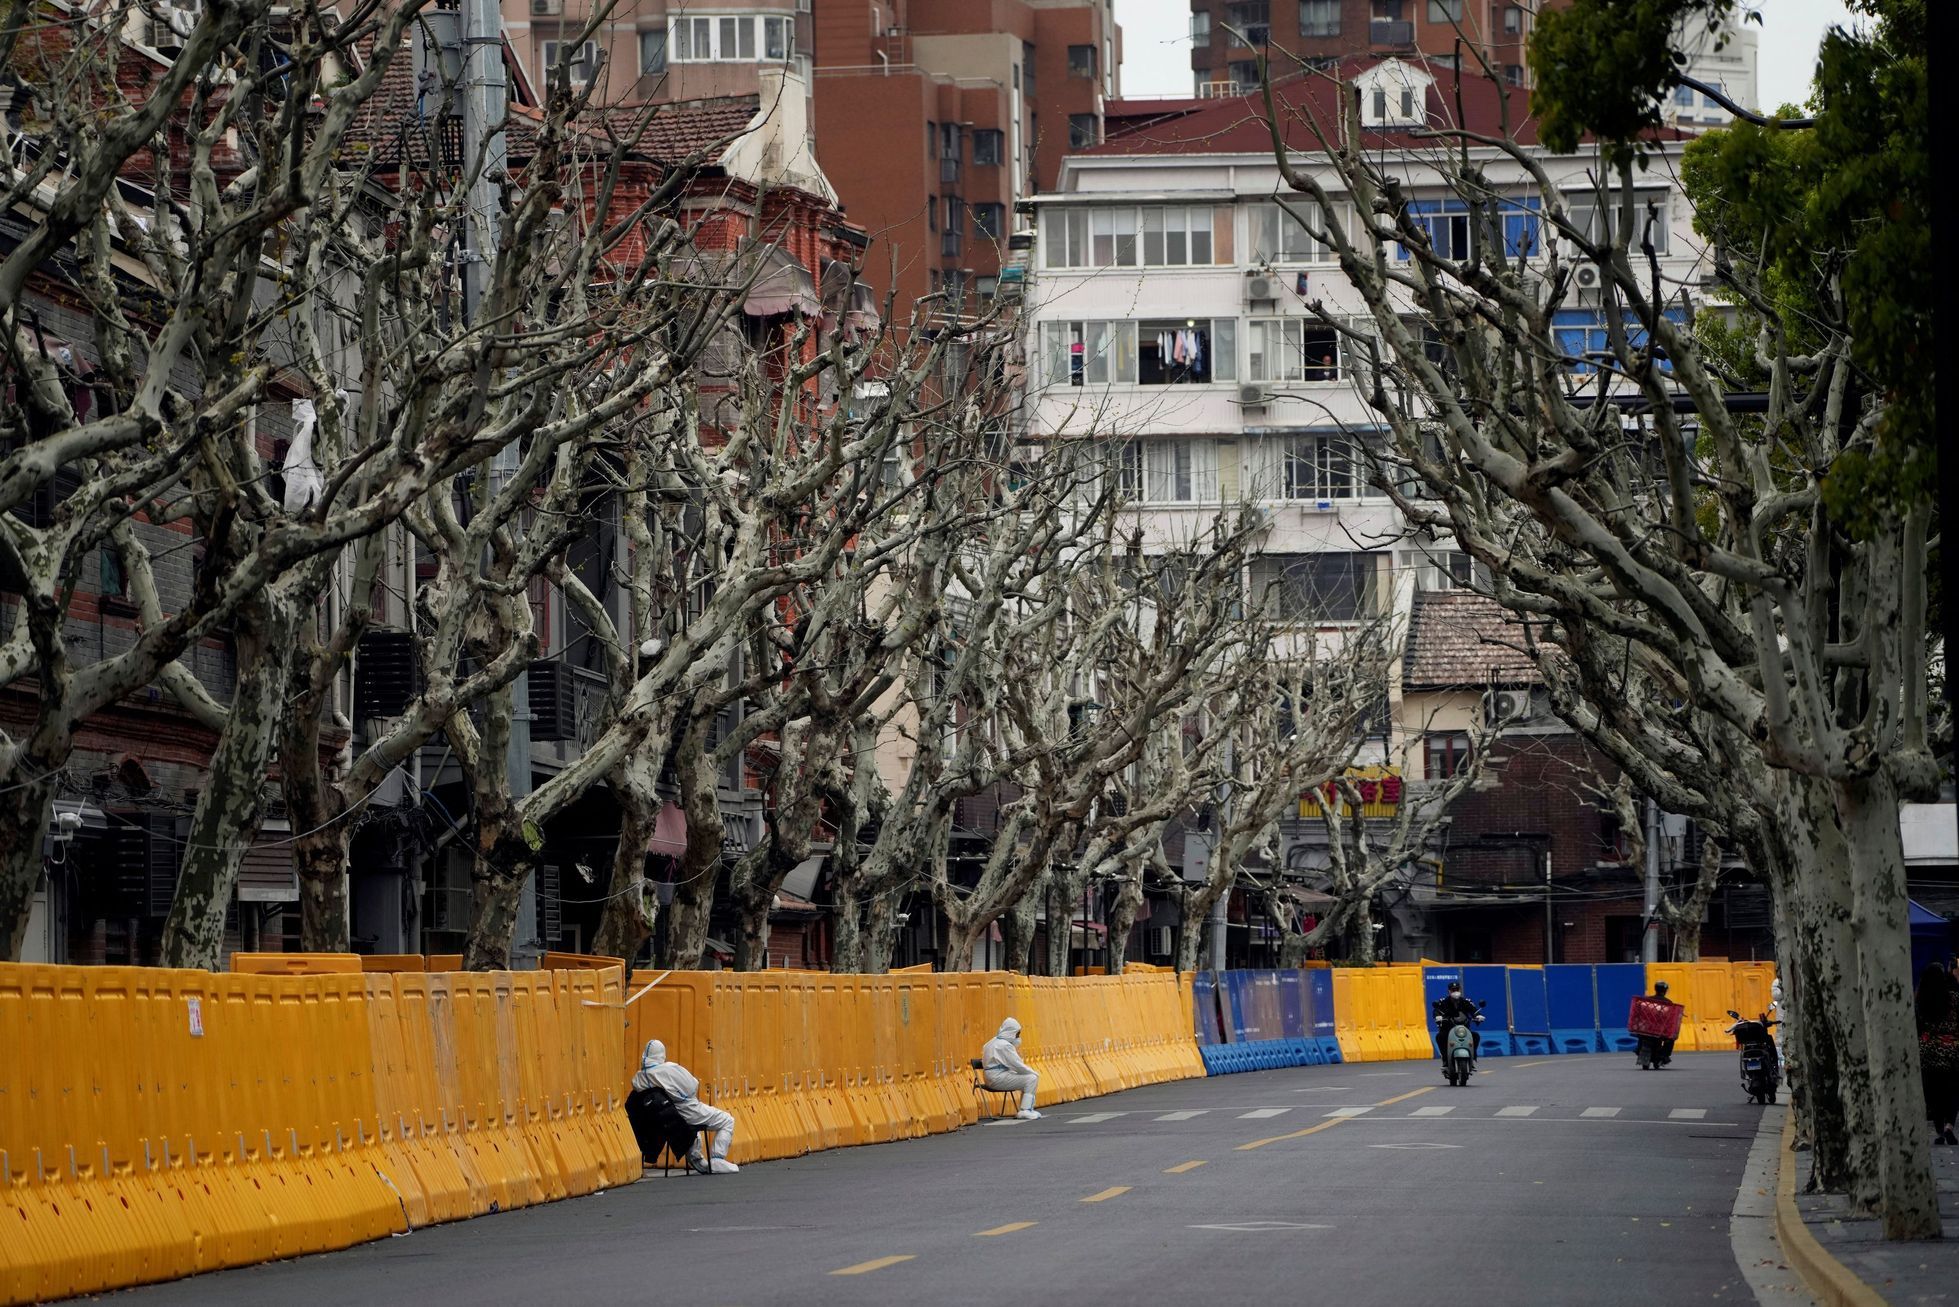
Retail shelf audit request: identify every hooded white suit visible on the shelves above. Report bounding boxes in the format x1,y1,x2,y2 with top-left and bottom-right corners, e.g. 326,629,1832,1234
981,1017,1041,1118
634,1039,739,1173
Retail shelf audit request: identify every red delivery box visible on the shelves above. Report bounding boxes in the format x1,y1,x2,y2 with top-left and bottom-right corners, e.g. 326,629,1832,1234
1627,996,1683,1039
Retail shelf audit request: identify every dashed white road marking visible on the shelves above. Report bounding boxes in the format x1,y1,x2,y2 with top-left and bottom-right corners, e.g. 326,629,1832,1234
1495,1106,1539,1117
1326,1106,1374,1118
1156,1110,1208,1121
1409,1105,1456,1117
1668,1108,1707,1120
1581,1107,1621,1118
1067,1113,1128,1124
1238,1108,1291,1120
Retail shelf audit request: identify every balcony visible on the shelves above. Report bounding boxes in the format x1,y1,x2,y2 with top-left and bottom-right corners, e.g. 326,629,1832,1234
1370,19,1414,45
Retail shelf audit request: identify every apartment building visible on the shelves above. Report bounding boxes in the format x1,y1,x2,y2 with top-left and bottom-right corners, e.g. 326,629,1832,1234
503,0,814,107
1662,7,1760,128
1190,0,1545,97
812,0,1119,315
1023,58,1713,963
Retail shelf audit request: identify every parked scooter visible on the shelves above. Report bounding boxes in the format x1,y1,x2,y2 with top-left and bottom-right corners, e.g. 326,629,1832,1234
1725,1009,1781,1104
1435,1001,1487,1086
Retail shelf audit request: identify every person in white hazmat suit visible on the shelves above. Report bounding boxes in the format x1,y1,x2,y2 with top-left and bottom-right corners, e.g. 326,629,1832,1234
634,1040,739,1173
982,1017,1042,1120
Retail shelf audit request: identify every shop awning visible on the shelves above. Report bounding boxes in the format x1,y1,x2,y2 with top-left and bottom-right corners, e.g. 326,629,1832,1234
645,802,687,856
781,855,824,901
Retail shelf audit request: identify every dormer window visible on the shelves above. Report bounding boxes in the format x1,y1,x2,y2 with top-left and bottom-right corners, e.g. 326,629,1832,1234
1355,59,1431,128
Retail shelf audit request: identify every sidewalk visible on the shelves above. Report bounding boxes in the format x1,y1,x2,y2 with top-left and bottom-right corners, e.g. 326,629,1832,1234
1787,1133,1958,1305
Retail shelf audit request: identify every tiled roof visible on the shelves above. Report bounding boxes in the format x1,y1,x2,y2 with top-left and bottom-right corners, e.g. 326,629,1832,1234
1402,591,1540,689
594,97,760,164
1085,58,1693,159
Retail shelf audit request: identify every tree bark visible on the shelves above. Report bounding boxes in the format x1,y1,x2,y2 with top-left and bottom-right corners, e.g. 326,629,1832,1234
831,882,865,973
1104,876,1144,975
664,711,723,970
593,785,658,963
160,597,297,969
461,822,537,971
863,891,901,974
292,820,353,953
1044,865,1086,977
0,770,61,961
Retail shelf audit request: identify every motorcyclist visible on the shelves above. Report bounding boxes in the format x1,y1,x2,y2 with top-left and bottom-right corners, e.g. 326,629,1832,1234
1648,980,1678,1066
1433,980,1483,1068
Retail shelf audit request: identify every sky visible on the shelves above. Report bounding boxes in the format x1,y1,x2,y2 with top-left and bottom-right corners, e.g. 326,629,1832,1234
1112,0,1858,113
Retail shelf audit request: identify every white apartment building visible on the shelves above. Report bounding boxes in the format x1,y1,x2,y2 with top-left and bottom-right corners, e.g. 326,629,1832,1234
1664,9,1761,127
1019,58,1710,918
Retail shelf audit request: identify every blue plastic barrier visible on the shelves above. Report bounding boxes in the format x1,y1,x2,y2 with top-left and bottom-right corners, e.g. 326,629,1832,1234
1425,964,1511,1057
1277,970,1320,1065
1594,964,1647,1052
1506,968,1554,1055
1545,964,1602,1053
1195,969,1337,1074
1305,968,1342,1063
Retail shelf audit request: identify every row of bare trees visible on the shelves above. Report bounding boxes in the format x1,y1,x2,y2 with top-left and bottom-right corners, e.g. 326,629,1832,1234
0,0,1409,984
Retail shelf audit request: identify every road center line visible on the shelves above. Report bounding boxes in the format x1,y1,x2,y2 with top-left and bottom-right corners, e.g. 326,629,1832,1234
1239,1084,1436,1150
1081,1186,1132,1203
975,1221,1038,1237
1374,1087,1439,1108
1164,1159,1208,1174
830,1255,915,1276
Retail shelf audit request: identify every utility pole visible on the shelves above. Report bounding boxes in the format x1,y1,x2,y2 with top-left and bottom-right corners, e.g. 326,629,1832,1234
449,0,537,964
1640,796,1662,965
1542,846,1554,964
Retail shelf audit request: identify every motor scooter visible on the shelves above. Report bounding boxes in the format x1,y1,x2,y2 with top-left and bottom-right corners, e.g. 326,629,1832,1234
1725,1009,1781,1104
1435,1001,1487,1086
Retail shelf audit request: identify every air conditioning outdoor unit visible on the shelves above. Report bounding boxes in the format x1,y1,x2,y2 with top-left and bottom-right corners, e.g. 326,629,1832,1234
532,0,562,13
1573,262,1603,291
1246,275,1277,300
1238,383,1269,408
1485,686,1552,727
1146,926,1174,956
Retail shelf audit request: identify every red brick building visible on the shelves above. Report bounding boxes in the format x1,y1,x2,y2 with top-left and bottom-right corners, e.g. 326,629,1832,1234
1188,0,1550,96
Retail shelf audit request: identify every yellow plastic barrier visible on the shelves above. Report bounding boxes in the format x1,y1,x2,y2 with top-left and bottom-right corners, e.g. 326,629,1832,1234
1731,962,1777,1027
0,959,637,1307
1330,969,1369,1062
1645,963,1699,1050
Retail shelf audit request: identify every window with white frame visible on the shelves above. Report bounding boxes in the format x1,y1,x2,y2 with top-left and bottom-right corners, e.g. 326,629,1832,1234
1562,187,1671,255
671,13,796,62
1117,440,1221,503
1395,200,1471,260
1249,200,1344,264
541,40,598,84
1300,0,1340,37
1250,552,1383,622
1140,318,1234,384
1248,318,1342,383
1044,320,1138,385
1044,206,1222,269
1283,434,1356,500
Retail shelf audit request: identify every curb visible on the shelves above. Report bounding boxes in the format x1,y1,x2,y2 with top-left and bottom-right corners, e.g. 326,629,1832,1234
1774,1113,1890,1307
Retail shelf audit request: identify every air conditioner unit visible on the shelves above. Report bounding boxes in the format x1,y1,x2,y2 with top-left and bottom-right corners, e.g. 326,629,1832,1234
1238,383,1269,408
1146,926,1174,956
1573,262,1603,291
1246,275,1276,300
1485,686,1552,727
531,0,562,13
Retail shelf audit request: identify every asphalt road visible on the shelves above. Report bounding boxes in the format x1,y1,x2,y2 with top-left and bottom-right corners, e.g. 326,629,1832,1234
109,1051,1787,1307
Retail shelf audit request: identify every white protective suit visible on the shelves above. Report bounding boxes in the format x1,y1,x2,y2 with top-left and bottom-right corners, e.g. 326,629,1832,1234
981,1017,1042,1119
634,1039,739,1173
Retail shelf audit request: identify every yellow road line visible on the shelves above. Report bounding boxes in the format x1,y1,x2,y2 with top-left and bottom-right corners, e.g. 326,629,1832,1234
829,1255,916,1276
1080,1185,1132,1203
1164,1159,1208,1174
1238,1084,1437,1151
976,1221,1038,1237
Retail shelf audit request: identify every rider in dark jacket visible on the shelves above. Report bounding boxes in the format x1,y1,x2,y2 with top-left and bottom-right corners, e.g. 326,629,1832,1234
1434,981,1482,1064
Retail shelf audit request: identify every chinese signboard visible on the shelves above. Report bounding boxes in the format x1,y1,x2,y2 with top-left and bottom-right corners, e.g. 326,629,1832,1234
1299,766,1404,819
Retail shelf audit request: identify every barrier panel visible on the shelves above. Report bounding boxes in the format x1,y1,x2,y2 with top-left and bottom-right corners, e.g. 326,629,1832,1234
1594,964,1648,1052
1505,966,1553,1055
1331,968,1367,1063
1731,962,1777,1028
1645,963,1700,1050
1423,965,1511,1057
1544,964,1601,1053
0,959,636,1307
1305,969,1341,1063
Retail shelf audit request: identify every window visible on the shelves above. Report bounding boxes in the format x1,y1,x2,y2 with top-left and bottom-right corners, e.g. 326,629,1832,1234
1140,318,1234,384
1225,1,1270,43
1069,113,1099,148
639,30,668,74
1191,11,1211,41
1427,0,1464,21
973,128,1004,165
1563,187,1671,255
1300,0,1340,36
1425,732,1471,780
972,203,1005,239
1250,552,1382,622
1069,43,1097,78
1045,320,1138,385
1023,40,1036,95
1248,319,1343,383
541,40,598,84
1396,200,1471,260
1047,206,1220,269
1228,60,1260,87
1552,307,1689,373
975,274,999,300
1284,434,1356,500
1495,194,1541,258
670,14,792,62
1504,64,1523,86
1673,84,1694,106
1250,200,1343,263
1118,440,1222,503
1503,4,1523,33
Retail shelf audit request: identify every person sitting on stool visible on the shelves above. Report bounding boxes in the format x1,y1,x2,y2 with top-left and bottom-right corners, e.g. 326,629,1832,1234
982,1017,1042,1120
634,1039,739,1173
